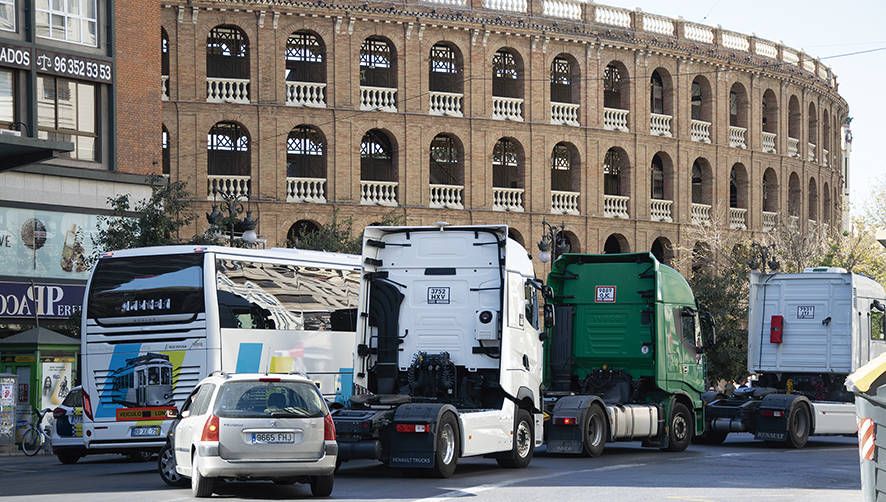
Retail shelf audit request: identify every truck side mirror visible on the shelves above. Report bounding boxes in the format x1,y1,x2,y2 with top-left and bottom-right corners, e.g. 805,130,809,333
542,285,554,302
541,304,554,341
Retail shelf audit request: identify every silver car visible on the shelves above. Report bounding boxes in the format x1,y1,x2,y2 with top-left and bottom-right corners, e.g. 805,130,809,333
170,373,337,497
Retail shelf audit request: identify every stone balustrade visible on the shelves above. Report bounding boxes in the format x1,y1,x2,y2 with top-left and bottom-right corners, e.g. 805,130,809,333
551,190,580,215
429,91,464,117
483,0,526,12
729,207,748,230
161,75,169,101
542,0,581,20
493,187,525,212
206,77,250,104
650,113,672,137
788,215,799,229
691,203,712,226
594,5,631,28
603,194,629,219
721,31,750,51
642,13,674,35
761,132,777,153
208,175,251,200
762,211,777,232
286,177,327,203
603,107,629,132
650,199,673,222
360,86,397,112
728,126,747,149
684,23,714,44
360,180,399,206
286,81,327,108
755,40,778,59
429,184,464,209
550,102,579,126
421,0,466,5
492,96,524,121
690,120,712,143
808,142,816,162
788,137,800,157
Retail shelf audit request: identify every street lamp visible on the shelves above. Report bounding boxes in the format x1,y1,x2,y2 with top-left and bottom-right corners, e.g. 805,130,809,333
206,192,258,245
748,242,779,273
537,218,569,264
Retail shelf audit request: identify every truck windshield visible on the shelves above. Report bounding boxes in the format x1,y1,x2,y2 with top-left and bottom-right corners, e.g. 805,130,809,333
214,381,326,419
87,254,205,319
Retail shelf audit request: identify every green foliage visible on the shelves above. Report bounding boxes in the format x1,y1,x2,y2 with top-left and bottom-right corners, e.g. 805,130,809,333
821,219,886,285
290,208,404,254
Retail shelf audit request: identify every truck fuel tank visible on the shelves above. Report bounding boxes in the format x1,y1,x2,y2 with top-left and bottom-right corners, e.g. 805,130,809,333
606,404,659,440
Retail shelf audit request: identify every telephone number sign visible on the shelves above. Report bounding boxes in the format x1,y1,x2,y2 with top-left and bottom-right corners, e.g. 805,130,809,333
0,41,113,84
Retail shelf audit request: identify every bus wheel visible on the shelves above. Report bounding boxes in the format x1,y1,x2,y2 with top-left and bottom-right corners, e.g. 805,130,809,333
496,409,534,468
432,412,459,478
582,405,607,457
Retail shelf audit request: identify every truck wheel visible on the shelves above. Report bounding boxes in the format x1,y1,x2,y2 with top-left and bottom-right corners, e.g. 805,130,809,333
582,405,607,457
496,409,534,468
784,403,810,449
432,412,459,478
663,403,692,452
191,454,215,498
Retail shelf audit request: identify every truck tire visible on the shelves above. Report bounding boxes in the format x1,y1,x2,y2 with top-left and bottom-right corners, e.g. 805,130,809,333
432,412,459,478
784,403,811,449
662,403,692,452
582,405,607,457
191,454,215,498
496,408,534,468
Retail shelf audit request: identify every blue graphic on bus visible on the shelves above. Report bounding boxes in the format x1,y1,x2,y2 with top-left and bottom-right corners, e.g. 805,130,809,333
107,352,174,408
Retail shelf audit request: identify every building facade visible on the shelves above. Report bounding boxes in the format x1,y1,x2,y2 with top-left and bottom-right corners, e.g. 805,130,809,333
161,0,847,269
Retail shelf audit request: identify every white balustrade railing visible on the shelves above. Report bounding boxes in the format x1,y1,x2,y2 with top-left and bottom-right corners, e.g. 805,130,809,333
788,215,799,228
161,75,169,101
762,211,777,232
808,220,817,233
684,23,714,44
650,113,672,137
729,207,748,230
690,119,712,143
755,41,778,59
603,194,629,219
550,102,579,126
482,0,526,12
360,86,397,112
603,107,629,132
650,199,673,222
783,49,799,66
492,96,524,121
807,142,816,162
286,177,326,203
206,77,250,104
360,180,399,206
421,0,466,5
429,184,464,209
721,32,750,51
762,131,777,153
642,14,674,36
493,187,525,212
551,190,580,215
429,91,464,117
803,59,816,74
729,125,747,149
208,175,250,200
822,148,829,167
285,81,327,108
542,0,581,20
691,203,712,226
594,5,631,28
787,137,800,157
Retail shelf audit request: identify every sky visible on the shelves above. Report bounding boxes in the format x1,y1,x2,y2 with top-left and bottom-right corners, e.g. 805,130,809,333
598,0,885,217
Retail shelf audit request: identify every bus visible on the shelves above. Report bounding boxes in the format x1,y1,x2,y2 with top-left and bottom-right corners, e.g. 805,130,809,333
80,245,361,455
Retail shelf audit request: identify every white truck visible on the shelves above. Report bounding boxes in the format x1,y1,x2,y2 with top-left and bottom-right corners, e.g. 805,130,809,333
704,267,886,447
331,224,544,477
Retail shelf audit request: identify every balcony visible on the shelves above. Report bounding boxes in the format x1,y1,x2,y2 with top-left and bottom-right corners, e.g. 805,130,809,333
823,148,829,167
728,126,747,149
360,180,399,206
542,0,582,20
691,203,712,226
206,77,250,104
550,102,579,126
649,113,672,137
762,211,777,232
285,82,327,108
208,175,250,200
729,207,747,230
690,119,711,143
429,91,464,117
429,184,464,209
650,199,673,222
493,187,525,212
286,177,326,203
787,137,800,158
483,0,526,12
161,75,169,101
360,86,397,112
492,96,524,121
551,190,580,215
762,132,777,153
808,142,816,162
603,194,629,219
603,108,629,132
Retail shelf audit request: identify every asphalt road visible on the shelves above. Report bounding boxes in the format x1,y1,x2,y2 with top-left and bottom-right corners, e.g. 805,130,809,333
0,434,862,501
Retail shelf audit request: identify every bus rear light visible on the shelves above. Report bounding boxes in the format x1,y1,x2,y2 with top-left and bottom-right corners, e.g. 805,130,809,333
553,417,578,426
759,409,784,418
324,414,336,440
396,423,430,433
82,390,93,421
201,415,219,442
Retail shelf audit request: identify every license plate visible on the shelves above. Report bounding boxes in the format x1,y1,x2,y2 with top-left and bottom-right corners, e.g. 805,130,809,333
252,432,294,444
130,426,161,437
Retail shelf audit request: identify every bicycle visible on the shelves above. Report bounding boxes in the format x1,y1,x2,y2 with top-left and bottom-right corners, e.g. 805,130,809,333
20,408,53,456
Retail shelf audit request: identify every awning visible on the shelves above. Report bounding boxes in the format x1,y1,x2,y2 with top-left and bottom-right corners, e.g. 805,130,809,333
0,134,73,172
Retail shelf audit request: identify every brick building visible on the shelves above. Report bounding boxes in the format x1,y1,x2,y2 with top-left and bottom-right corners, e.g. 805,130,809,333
160,0,847,270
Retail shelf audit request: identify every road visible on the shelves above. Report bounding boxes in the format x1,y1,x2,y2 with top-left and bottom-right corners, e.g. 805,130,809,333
0,434,861,501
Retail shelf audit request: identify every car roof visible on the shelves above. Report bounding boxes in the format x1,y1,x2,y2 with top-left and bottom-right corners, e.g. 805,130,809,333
199,372,315,385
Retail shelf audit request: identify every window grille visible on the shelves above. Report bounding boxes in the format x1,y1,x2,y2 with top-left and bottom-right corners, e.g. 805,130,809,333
492,138,520,188
360,130,395,181
551,144,573,192
691,82,703,120
429,44,461,93
429,135,461,186
207,25,250,79
492,50,520,98
360,38,394,88
603,64,622,109
603,148,623,196
286,32,325,83
550,57,572,104
650,71,664,114
287,126,325,178
207,122,250,176
650,155,664,200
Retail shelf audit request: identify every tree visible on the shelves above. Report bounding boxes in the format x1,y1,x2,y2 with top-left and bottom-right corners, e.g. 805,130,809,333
290,208,404,254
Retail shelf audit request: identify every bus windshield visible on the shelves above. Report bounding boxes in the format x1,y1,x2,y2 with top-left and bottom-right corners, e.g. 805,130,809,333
87,254,205,319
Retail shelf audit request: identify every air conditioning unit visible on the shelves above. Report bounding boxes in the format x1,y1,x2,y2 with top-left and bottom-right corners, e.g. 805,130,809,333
0,129,21,137
474,310,499,341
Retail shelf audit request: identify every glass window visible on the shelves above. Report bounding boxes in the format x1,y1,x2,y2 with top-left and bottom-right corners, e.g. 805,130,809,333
148,367,159,385
37,76,98,161
0,69,13,125
873,312,884,341
214,381,325,419
0,0,14,32
61,388,82,407
36,0,97,46
190,383,216,416
524,283,539,331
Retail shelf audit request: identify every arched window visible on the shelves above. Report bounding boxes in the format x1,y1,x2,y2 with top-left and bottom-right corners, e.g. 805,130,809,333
287,220,320,247
206,25,249,79
808,178,818,221
788,95,801,140
822,109,831,159
492,49,522,98
429,134,463,186
161,28,169,77
492,138,522,189
360,130,395,181
286,31,325,83
360,37,396,88
690,77,712,121
763,168,778,212
207,122,250,177
762,89,777,133
508,228,525,247
550,55,576,104
550,142,578,192
286,125,325,179
651,237,674,265
161,125,170,176
429,43,462,94
788,172,802,217
603,148,628,196
823,183,832,224
603,62,629,110
650,70,664,115
808,102,818,146
691,158,711,205
729,164,748,209
729,83,747,128
650,154,665,200
603,234,629,254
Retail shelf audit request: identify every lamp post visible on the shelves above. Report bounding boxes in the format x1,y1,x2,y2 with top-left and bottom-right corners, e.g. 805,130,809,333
537,218,569,264
206,192,258,245
748,242,779,274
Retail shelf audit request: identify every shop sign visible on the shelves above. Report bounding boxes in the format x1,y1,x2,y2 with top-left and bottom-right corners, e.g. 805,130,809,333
0,282,85,319
0,41,113,84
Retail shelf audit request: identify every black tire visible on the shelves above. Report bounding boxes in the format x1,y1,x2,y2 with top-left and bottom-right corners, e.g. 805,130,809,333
785,403,811,449
496,408,534,468
20,428,42,456
432,412,459,478
191,454,215,498
57,451,81,464
582,405,607,457
310,474,334,497
158,444,188,487
663,402,693,452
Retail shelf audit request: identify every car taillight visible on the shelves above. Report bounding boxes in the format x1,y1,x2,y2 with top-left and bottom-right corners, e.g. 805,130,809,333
259,377,281,382
324,413,336,440
396,423,430,433
553,417,578,426
53,407,66,420
82,390,93,421
201,415,219,441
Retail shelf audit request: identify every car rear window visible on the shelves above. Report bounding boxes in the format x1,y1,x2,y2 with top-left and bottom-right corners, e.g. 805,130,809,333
61,389,82,407
214,381,326,419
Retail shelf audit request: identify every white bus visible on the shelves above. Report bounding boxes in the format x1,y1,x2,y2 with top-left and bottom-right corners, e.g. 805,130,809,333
80,245,361,454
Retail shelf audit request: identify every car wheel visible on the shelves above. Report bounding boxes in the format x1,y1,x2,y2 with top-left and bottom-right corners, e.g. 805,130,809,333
496,408,534,468
582,404,607,457
57,451,81,464
158,444,188,487
663,403,693,452
785,403,810,449
191,454,215,498
310,474,334,497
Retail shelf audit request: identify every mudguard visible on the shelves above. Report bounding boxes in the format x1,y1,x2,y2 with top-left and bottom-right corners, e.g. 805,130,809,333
547,395,606,455
388,403,459,469
755,394,812,442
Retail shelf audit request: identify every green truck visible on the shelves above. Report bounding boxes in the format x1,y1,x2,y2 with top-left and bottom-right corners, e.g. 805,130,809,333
542,252,713,456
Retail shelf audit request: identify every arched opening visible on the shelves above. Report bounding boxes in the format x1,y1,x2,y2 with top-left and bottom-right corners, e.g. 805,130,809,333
808,102,818,151
492,137,524,189
550,53,579,105
728,82,748,128
161,124,170,176
551,142,580,193
823,182,832,224
360,36,396,88
729,163,748,209
808,178,818,221
649,68,673,116
603,61,630,110
762,168,778,212
691,157,712,205
690,76,712,123
691,241,712,274
429,42,463,94
603,233,629,254
651,237,674,266
762,89,778,134
788,172,802,217
360,129,397,182
206,25,249,80
788,95,801,141
287,125,326,179
429,133,464,186
822,109,830,163
507,228,525,247
286,31,326,86
161,28,170,78
603,147,629,197
287,220,320,247
560,231,580,254
650,152,673,201
207,121,251,198
492,48,523,99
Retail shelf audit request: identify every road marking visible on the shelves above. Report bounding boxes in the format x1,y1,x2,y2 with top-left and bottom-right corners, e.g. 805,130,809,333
666,497,715,502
